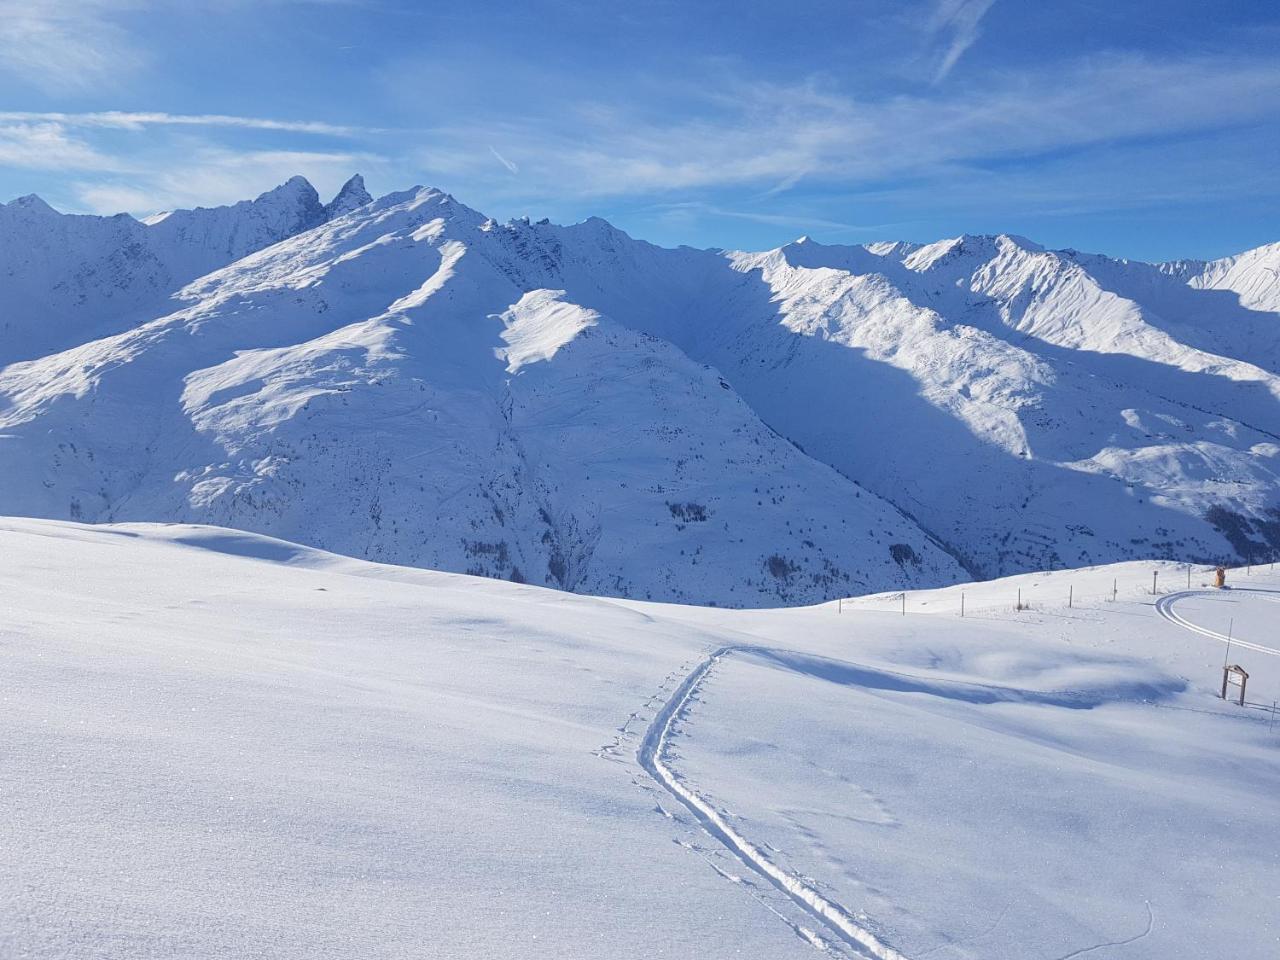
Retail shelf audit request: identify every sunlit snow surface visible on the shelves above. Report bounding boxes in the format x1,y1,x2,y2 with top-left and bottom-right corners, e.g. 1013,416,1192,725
4,184,1280,607
2,519,1276,959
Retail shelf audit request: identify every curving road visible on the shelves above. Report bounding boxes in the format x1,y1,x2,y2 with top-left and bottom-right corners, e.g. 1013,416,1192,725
1154,589,1280,658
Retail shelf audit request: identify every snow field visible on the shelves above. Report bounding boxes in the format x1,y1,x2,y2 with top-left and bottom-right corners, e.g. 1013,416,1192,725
3,518,1277,958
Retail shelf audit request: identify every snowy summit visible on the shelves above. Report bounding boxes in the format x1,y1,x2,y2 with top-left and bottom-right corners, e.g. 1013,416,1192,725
1,178,1278,605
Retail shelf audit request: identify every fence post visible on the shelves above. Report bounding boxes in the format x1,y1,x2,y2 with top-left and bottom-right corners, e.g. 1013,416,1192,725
1068,585,1073,609
1152,570,1158,595
1112,578,1117,602
901,593,906,617
960,591,965,618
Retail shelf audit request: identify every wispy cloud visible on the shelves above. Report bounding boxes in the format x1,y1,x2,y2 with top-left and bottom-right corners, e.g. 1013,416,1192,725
0,1,370,94
925,0,998,83
654,200,869,237
412,54,1280,203
0,122,127,171
0,108,380,211
5,39,1278,245
0,0,144,93
0,111,366,136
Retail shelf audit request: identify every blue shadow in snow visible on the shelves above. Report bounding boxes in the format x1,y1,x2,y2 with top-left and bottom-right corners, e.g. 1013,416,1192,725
167,529,315,564
742,647,1185,710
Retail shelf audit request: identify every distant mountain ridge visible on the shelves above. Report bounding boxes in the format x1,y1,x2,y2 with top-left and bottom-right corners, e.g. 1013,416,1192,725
1,177,1277,604
0,174,371,364
1161,241,1280,313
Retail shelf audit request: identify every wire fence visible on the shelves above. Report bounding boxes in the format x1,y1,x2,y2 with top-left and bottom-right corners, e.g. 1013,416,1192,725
840,560,1279,619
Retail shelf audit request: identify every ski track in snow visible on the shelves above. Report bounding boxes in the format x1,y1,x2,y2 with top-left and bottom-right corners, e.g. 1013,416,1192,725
1048,901,1153,960
637,644,913,960
1155,589,1280,657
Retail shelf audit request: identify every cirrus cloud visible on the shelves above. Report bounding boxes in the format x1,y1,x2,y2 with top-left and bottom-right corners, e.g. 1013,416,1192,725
0,0,145,93
0,110,369,136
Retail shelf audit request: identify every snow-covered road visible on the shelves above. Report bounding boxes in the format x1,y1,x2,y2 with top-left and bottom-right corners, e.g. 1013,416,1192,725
1155,589,1280,657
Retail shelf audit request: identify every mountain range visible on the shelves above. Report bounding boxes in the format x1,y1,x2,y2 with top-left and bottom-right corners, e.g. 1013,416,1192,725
2,176,1277,605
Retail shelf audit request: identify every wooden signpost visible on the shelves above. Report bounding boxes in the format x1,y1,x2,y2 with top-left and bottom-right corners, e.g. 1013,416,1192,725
1221,664,1249,707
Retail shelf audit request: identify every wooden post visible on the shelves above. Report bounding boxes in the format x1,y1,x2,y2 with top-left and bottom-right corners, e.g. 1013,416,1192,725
901,593,906,617
838,597,842,614
960,591,965,618
1112,579,1117,602
1152,570,1158,595
1017,587,1021,611
1187,565,1191,589
1221,664,1248,706
1068,585,1073,609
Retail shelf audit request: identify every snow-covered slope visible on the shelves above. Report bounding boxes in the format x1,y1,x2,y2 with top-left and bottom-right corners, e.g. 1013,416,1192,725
0,174,371,364
1165,240,1280,313
1,179,1278,602
703,234,1280,575
393,213,1280,577
3,518,1276,958
0,188,960,605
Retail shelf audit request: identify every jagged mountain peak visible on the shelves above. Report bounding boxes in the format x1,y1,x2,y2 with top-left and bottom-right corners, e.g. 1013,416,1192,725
896,232,1043,272
253,175,323,220
572,215,623,232
1,193,60,220
1,180,1279,603
0,174,387,365
269,174,320,199
376,184,482,217
140,176,320,227
323,174,373,219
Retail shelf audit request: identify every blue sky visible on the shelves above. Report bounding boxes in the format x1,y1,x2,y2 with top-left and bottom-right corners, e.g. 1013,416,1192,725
1,0,1277,260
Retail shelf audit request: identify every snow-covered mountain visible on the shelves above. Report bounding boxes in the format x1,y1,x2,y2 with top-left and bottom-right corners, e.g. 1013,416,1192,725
0,174,371,364
1163,240,1280,313
1,178,1277,603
